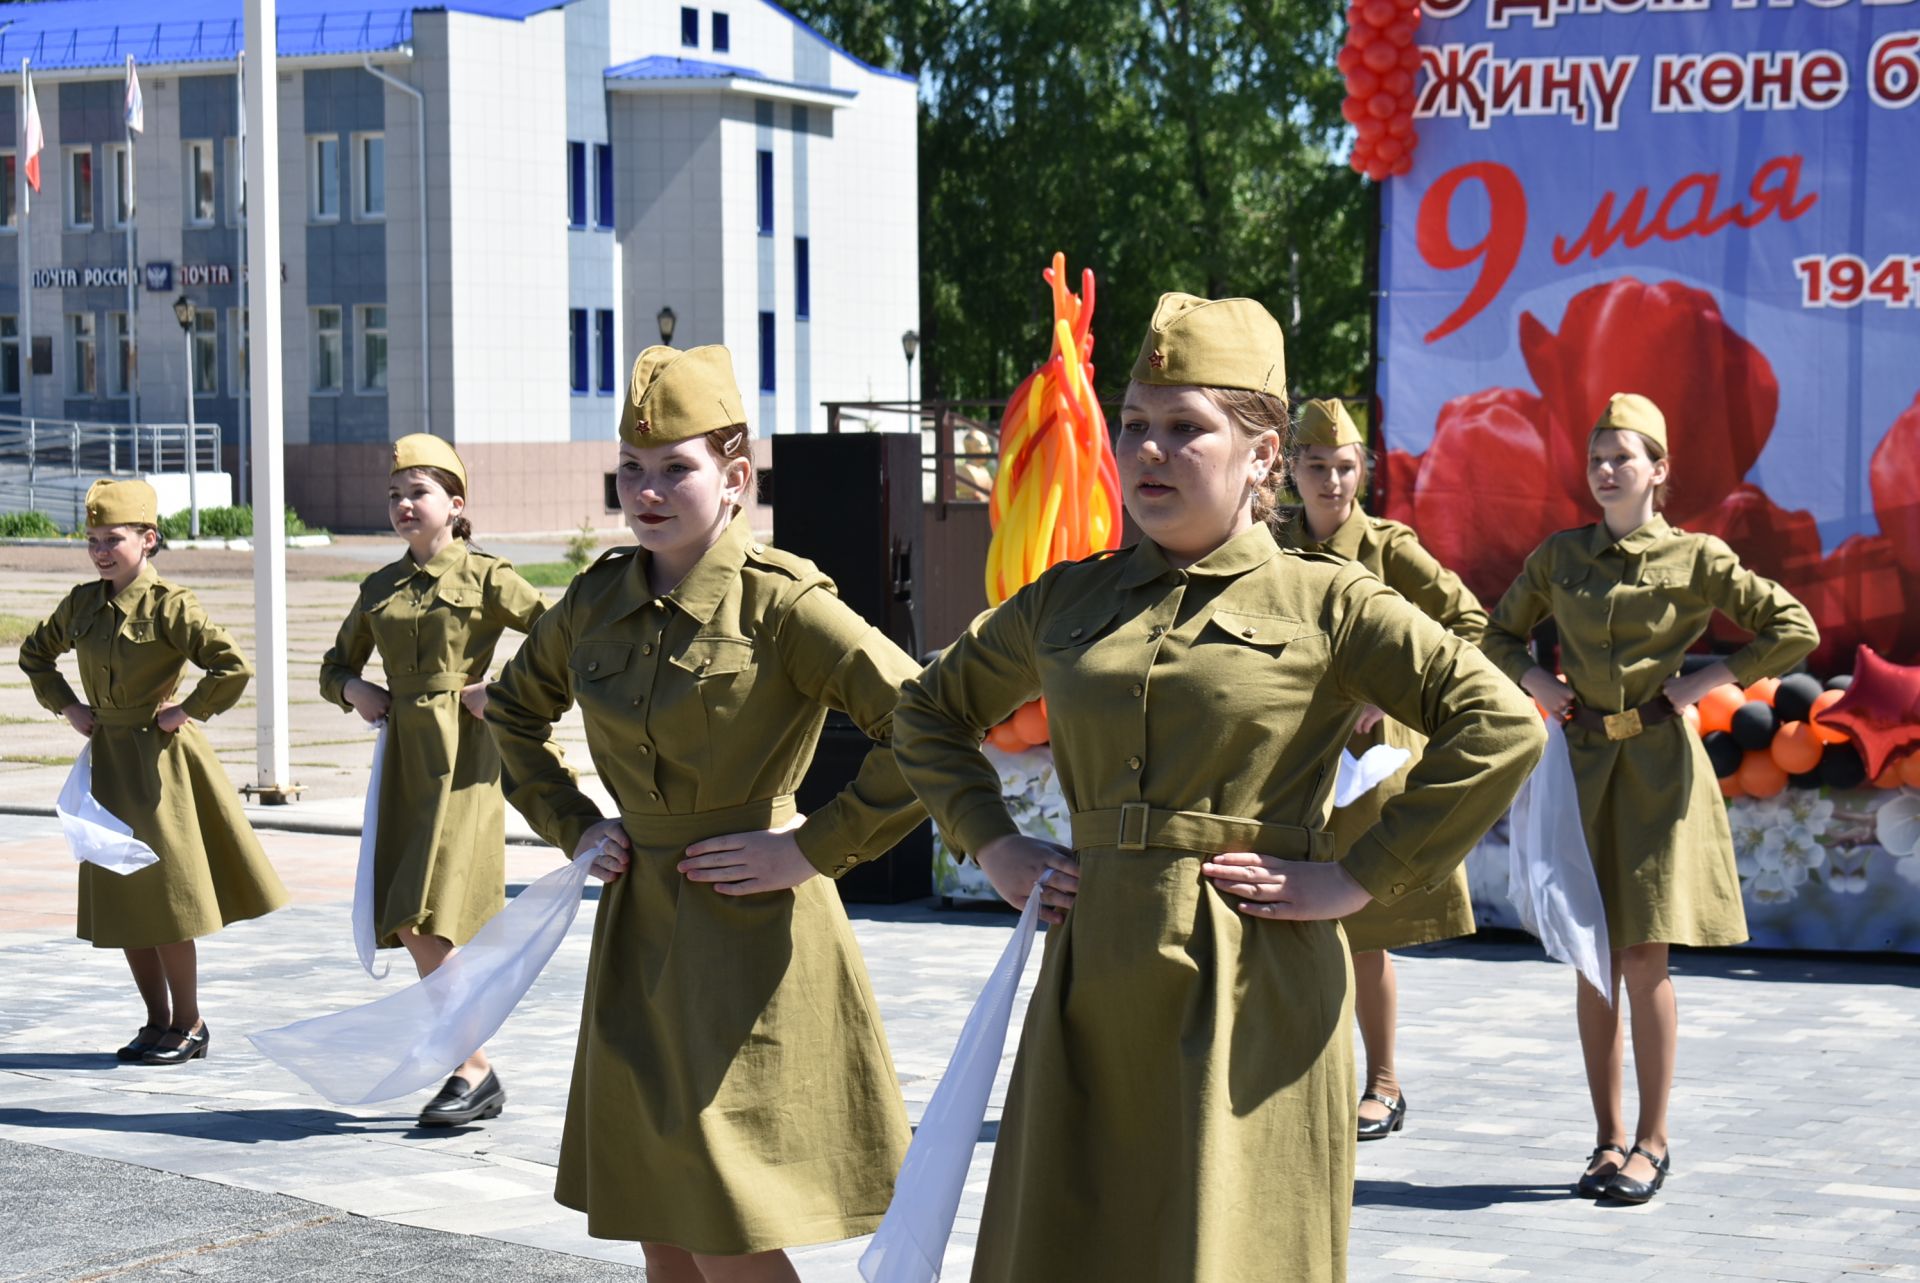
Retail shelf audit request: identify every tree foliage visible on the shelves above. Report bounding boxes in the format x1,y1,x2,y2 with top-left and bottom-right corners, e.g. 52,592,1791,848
787,0,1369,404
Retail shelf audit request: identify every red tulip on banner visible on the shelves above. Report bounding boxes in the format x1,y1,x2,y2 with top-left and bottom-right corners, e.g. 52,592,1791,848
1870,391,1920,579
1518,278,1778,524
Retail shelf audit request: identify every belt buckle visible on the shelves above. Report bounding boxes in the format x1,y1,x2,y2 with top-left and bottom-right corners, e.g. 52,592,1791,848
1603,707,1643,740
1116,803,1150,851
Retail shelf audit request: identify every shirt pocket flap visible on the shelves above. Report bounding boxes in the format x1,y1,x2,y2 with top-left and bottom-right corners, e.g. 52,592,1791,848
1039,608,1119,650
1555,563,1593,589
434,580,484,609
1207,609,1309,648
669,636,755,678
569,641,633,682
122,617,158,644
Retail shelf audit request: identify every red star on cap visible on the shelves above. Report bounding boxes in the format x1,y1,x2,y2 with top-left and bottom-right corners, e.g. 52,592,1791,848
1148,350,1166,369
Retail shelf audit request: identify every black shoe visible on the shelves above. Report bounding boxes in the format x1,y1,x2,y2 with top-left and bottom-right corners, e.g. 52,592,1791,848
1602,1145,1671,1203
1356,1091,1406,1141
140,1023,210,1066
1575,1143,1627,1198
116,1024,167,1061
418,1070,506,1128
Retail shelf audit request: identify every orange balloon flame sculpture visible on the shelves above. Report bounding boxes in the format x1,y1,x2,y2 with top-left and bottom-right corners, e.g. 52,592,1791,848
984,253,1123,608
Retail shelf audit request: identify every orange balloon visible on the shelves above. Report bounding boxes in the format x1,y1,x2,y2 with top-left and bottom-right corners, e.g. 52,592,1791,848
1697,684,1745,736
1808,688,1849,745
1718,773,1745,799
1769,721,1823,775
1900,752,1920,789
1875,760,1904,789
1682,703,1701,735
1744,676,1780,706
1012,699,1049,745
986,721,1028,752
1738,748,1789,798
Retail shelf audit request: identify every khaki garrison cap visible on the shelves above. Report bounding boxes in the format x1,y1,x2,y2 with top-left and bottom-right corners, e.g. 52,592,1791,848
1293,398,1365,449
390,433,468,490
1129,292,1288,401
619,345,747,446
85,478,158,528
1590,392,1669,454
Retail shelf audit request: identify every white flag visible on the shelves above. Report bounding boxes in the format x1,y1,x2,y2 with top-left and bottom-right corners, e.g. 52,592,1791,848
23,67,43,192
125,57,145,134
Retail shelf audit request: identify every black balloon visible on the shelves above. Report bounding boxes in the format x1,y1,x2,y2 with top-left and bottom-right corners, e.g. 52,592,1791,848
1825,674,1854,692
1703,731,1743,779
1788,771,1821,791
1818,742,1867,790
1729,701,1778,751
1775,673,1823,723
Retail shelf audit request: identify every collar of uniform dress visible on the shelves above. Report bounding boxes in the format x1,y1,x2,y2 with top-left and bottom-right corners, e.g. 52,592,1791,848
1285,504,1369,560
408,539,469,581
616,512,753,625
1589,513,1672,558
109,560,160,613
1117,521,1281,588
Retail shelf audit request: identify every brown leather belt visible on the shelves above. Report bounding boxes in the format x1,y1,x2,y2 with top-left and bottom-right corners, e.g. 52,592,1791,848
1568,698,1678,741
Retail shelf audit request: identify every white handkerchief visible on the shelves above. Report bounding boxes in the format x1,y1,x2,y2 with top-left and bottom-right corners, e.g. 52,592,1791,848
1508,720,1612,997
352,720,391,979
57,744,159,875
1332,744,1412,809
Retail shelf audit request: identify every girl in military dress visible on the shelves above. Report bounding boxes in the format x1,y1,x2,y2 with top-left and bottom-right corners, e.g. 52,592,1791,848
1272,397,1488,1142
892,295,1545,1282
19,479,288,1065
1482,393,1817,1202
318,434,547,1127
485,346,924,1282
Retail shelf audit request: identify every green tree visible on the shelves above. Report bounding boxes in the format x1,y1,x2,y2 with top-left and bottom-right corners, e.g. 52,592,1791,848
786,0,1368,404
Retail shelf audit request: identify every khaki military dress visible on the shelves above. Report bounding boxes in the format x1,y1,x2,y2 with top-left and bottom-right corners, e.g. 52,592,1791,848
485,515,923,1254
893,522,1544,1283
19,564,288,948
319,541,546,949
1274,507,1487,952
1483,516,1818,949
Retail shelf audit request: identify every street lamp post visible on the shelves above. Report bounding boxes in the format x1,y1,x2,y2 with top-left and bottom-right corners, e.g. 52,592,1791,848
901,329,919,410
657,306,677,345
172,294,200,539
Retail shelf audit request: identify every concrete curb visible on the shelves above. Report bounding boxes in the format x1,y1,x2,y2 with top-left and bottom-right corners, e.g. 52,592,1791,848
0,801,555,847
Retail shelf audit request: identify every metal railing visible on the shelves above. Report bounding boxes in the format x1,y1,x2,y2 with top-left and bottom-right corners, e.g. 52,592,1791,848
0,413,222,530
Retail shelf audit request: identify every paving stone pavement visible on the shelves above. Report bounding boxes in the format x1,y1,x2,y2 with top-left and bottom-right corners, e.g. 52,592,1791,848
3,813,1919,1282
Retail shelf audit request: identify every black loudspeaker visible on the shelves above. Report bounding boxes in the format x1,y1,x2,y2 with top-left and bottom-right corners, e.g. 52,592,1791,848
774,432,932,903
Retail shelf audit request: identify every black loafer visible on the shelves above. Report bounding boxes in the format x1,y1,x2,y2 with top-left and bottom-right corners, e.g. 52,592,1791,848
418,1070,506,1128
1603,1144,1671,1203
1575,1143,1627,1198
116,1024,167,1061
140,1023,210,1066
1356,1090,1407,1141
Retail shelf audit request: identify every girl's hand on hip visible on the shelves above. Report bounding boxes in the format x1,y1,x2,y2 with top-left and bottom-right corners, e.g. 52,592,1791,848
681,813,815,896
459,682,489,720
1520,667,1575,720
344,678,392,724
974,834,1081,924
154,703,191,735
62,703,95,737
1201,853,1372,922
1352,704,1387,736
574,819,632,882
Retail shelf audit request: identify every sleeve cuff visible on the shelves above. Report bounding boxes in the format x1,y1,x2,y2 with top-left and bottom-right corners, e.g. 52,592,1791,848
795,809,862,879
1339,834,1418,907
947,798,1022,862
549,805,607,860
35,678,82,716
180,693,217,722
1723,649,1769,689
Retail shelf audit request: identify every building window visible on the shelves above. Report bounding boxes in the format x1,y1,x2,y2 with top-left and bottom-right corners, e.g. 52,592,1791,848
712,12,730,52
1,153,14,230
681,6,699,47
225,137,247,224
312,306,343,393
107,144,134,228
109,312,132,397
569,308,588,394
758,311,775,393
757,149,773,236
355,133,385,220
185,140,216,226
795,237,810,320
1,316,20,396
230,308,250,393
594,143,614,230
568,141,587,229
358,305,388,392
65,147,94,230
309,136,341,222
595,309,614,394
68,314,98,397
192,310,219,395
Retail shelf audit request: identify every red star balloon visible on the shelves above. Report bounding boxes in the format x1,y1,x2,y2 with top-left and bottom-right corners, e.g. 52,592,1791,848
1817,646,1920,778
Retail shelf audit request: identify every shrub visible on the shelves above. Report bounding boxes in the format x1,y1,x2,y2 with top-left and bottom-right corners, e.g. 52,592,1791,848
157,505,325,540
0,510,63,538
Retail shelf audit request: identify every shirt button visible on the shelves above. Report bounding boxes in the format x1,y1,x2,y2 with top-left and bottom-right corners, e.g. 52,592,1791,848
588,661,599,672
1392,883,1407,896
1126,755,1142,770
649,791,660,801
1242,628,1256,639
643,643,654,656
1070,627,1084,639
1149,626,1167,640
638,744,651,755
631,697,643,707
1130,683,1143,698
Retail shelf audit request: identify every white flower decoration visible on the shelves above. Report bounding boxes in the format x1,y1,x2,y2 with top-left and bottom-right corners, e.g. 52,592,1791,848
1748,866,1797,904
1780,792,1835,838
1760,825,1827,887
1877,792,1920,857
1826,846,1873,895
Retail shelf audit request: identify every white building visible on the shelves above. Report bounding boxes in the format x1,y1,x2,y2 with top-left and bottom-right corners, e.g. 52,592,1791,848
1,0,919,531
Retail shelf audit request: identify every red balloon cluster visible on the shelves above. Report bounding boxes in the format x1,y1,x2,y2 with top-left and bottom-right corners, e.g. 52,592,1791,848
1339,0,1424,182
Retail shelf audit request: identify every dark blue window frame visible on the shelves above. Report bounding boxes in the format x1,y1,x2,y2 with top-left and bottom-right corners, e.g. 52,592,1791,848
681,7,699,47
569,308,589,394
595,309,614,394
794,237,810,320
712,12,730,52
758,311,775,393
756,149,773,236
567,141,587,228
594,144,614,229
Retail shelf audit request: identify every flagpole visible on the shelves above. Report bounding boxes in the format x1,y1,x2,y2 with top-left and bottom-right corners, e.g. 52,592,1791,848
18,59,30,420
125,55,139,429
235,52,248,501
